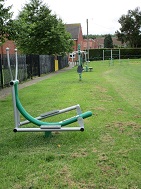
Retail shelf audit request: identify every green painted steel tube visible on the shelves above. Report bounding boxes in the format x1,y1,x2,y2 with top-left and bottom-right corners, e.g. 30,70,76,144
14,83,92,126
60,111,92,126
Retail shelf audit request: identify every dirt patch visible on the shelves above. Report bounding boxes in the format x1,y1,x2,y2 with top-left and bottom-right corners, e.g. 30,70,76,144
105,121,141,135
96,85,108,93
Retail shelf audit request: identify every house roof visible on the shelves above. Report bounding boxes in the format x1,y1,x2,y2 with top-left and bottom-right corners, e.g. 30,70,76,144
65,23,81,39
96,37,122,46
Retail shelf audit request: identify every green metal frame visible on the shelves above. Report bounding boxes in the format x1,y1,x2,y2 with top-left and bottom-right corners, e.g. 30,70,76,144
15,82,92,127
7,48,92,136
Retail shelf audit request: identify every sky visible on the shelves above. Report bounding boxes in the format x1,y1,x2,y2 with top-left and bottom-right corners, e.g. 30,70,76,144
5,0,141,35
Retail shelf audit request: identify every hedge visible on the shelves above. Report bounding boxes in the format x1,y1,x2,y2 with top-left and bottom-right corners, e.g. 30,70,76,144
89,48,141,61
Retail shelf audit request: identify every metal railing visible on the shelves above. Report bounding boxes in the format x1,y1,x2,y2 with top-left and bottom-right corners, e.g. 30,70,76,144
0,54,68,89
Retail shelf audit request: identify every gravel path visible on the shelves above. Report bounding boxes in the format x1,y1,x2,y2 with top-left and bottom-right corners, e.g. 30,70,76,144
0,65,73,99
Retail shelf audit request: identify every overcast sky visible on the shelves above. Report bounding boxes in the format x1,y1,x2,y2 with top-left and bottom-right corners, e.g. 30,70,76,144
5,0,141,35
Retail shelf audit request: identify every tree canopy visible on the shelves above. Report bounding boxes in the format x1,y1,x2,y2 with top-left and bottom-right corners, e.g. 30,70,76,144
104,34,113,48
115,7,141,48
0,0,14,44
13,0,73,55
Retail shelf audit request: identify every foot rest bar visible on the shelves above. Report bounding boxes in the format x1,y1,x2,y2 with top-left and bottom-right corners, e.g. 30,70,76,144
40,125,61,129
13,127,84,132
61,111,92,126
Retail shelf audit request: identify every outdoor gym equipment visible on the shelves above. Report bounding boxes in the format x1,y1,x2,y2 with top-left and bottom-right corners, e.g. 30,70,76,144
7,48,92,136
77,44,83,80
70,45,92,79
103,49,121,65
77,45,92,74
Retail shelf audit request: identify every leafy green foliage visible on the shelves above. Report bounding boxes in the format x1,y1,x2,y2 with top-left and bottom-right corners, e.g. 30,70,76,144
13,0,73,55
115,7,141,47
83,34,96,39
83,34,116,39
104,34,113,48
89,48,141,61
0,0,14,44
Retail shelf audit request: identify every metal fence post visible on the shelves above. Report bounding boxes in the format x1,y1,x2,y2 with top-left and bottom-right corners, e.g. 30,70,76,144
37,55,40,77
0,54,4,88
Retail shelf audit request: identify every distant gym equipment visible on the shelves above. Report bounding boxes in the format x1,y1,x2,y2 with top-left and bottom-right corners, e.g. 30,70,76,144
103,49,121,65
7,48,92,136
77,44,83,81
70,44,93,79
76,44,93,80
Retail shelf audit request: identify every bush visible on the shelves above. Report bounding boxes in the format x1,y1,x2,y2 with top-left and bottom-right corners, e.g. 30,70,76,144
89,48,141,61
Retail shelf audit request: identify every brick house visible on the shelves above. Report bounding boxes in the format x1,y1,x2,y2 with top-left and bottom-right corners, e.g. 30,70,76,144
0,40,16,54
92,37,123,48
65,23,123,50
83,38,96,50
65,23,84,51
65,23,85,62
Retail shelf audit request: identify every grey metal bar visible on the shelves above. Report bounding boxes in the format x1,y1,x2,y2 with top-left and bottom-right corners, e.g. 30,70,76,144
6,47,13,80
11,85,19,129
15,49,18,81
20,104,81,126
13,127,84,132
40,125,61,129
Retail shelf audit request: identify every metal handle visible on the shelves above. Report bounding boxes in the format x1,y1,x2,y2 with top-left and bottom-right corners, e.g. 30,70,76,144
6,47,13,80
6,48,18,81
15,49,18,81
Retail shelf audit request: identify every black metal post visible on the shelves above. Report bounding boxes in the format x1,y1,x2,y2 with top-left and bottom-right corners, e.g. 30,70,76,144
0,54,4,88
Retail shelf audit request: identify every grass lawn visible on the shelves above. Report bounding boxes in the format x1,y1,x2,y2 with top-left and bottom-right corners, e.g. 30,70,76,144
0,59,141,189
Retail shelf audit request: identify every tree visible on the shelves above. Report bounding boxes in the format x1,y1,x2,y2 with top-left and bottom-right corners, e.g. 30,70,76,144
104,34,113,48
13,0,73,55
115,7,141,48
83,34,96,39
0,0,14,44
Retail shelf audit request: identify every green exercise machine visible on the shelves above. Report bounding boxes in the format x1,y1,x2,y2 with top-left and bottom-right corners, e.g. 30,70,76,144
76,45,93,79
7,48,92,136
77,44,84,81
